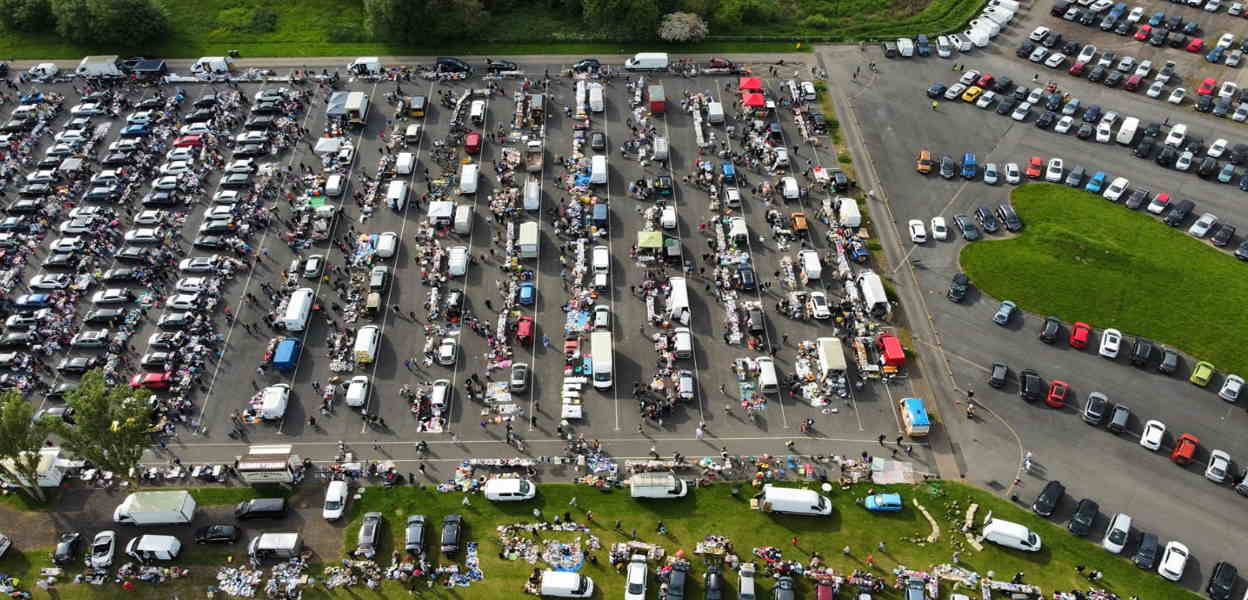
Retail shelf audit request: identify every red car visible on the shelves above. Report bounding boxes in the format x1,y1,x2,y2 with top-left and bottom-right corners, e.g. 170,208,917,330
1025,156,1044,178
1187,38,1205,52
1134,24,1152,41
977,73,995,89
172,135,203,148
1068,61,1087,76
514,315,535,345
130,372,174,389
1198,77,1217,95
1069,322,1092,348
1171,433,1200,465
1124,75,1143,91
1045,380,1070,408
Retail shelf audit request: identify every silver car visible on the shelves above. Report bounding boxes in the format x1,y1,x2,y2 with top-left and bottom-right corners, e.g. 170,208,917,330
992,300,1017,325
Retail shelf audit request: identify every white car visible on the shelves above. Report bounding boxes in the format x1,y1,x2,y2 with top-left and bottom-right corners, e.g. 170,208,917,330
1218,33,1236,49
958,69,982,86
1206,0,1222,9
1209,139,1228,158
1004,163,1021,184
1077,44,1097,64
225,159,257,174
1102,177,1128,201
1045,158,1064,182
1218,374,1244,401
930,217,949,241
1055,116,1075,134
153,175,180,191
624,555,648,600
976,90,997,108
29,274,70,290
1126,5,1144,22
984,163,999,184
1165,124,1188,147
126,111,155,125
203,205,234,220
1090,0,1112,10
134,209,166,226
71,102,105,116
1220,81,1239,99
1098,328,1122,358
92,288,132,305
1167,88,1186,105
1140,419,1166,451
179,122,211,136
124,228,163,244
1205,449,1231,483
213,190,242,204
1028,26,1051,41
176,277,209,293
322,480,349,520
179,256,220,273
166,148,196,162
1157,541,1189,582
437,337,458,366
54,130,88,144
166,293,201,310
235,130,267,145
1134,60,1151,78
1188,212,1218,237
1095,124,1113,143
1044,53,1067,69
50,237,83,252
1011,102,1032,121
1026,87,1044,105
944,83,967,100
1029,46,1049,63
808,291,832,320
482,478,536,501
1101,513,1131,554
1175,151,1194,171
908,219,927,243
88,530,116,569
344,376,370,408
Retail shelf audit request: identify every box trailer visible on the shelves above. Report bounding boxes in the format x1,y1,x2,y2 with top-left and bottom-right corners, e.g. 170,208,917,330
345,92,369,127
648,85,666,114
113,491,196,526
518,221,539,258
236,444,304,484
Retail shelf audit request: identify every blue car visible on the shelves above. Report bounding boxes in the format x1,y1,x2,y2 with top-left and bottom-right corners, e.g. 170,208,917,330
926,83,948,99
14,293,50,308
961,152,977,179
120,124,150,137
516,282,536,306
1082,104,1102,123
1084,171,1108,193
1206,48,1224,63
1148,11,1165,26
864,493,904,512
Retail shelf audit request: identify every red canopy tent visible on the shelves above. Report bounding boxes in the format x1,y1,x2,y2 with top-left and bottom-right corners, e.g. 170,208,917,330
741,93,765,108
875,333,906,367
738,76,762,92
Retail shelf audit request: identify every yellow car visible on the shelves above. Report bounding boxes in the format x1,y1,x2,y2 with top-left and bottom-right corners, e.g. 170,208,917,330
961,86,983,103
1189,361,1216,387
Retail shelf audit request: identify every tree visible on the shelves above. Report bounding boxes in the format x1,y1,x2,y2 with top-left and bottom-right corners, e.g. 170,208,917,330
364,0,484,44
0,0,54,32
49,0,90,43
658,11,708,42
583,0,660,38
50,371,153,486
0,392,53,502
51,0,168,46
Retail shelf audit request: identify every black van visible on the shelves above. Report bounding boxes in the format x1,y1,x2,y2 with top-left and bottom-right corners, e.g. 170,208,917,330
436,57,472,74
1163,199,1195,226
234,498,288,520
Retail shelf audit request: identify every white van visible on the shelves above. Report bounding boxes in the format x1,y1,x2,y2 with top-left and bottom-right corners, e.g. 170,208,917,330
799,249,822,280
404,124,422,144
448,246,469,277
249,533,302,561
518,221,539,258
539,570,594,598
759,484,832,516
469,100,486,124
589,86,604,112
739,564,756,600
376,232,398,258
395,152,415,175
281,288,314,331
524,178,541,211
344,376,370,407
592,245,609,274
324,174,345,197
982,518,1042,552
756,357,779,394
353,325,381,365
459,163,479,195
897,38,915,57
1116,117,1139,145
629,472,689,498
800,81,818,102
660,205,677,230
454,205,474,235
706,102,725,124
385,180,408,210
948,33,973,52
728,217,748,245
782,177,799,200
590,155,607,184
652,137,669,161
667,277,690,322
672,327,692,359
624,52,669,71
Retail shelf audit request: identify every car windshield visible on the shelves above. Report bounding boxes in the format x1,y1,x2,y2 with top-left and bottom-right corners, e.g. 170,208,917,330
628,580,644,595
325,500,342,510
92,540,109,553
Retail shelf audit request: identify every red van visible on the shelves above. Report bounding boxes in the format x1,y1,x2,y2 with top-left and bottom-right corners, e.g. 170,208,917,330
465,132,481,154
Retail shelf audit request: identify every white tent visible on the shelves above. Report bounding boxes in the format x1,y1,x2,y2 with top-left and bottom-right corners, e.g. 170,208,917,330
314,137,346,155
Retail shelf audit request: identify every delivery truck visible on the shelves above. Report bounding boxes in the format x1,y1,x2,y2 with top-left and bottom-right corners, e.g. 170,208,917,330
524,139,543,173
113,491,196,526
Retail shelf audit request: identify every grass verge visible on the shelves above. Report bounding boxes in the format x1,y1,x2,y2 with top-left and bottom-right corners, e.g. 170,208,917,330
0,481,1198,599
961,183,1248,375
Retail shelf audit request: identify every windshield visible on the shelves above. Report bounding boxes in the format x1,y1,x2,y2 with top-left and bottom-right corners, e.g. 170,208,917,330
325,500,342,510
815,496,829,512
628,581,644,595
1027,533,1039,546
93,540,110,553
518,481,531,494
573,576,589,595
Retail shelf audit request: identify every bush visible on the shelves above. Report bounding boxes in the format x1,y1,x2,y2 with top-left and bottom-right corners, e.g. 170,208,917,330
327,24,368,43
838,152,853,164
801,14,834,29
658,11,709,42
0,0,53,32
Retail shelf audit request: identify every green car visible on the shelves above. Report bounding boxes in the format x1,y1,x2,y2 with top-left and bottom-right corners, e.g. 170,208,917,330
1189,361,1216,387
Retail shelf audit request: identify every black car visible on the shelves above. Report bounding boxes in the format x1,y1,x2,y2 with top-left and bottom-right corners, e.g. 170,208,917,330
194,234,228,249
101,152,133,167
440,514,463,555
1158,347,1180,373
1036,111,1057,129
1078,8,1097,24
1038,316,1062,343
1051,0,1071,15
926,83,947,99
974,206,999,233
101,268,139,283
117,246,152,263
989,361,1009,388
51,532,82,565
1133,533,1160,568
1087,65,1107,82
194,525,240,544
1104,71,1124,87
1032,479,1065,517
6,199,40,214
1020,368,1044,401
1163,199,1194,226
192,95,218,109
1198,157,1219,178
142,190,177,207
953,214,981,240
405,515,427,555
1169,33,1189,49
590,131,606,151
486,58,519,73
571,58,601,73
1155,146,1178,167
1067,498,1099,535
1082,393,1108,424
1130,337,1155,366
1208,561,1238,600
44,383,77,403
1013,86,1031,102
1165,14,1183,30
43,252,79,270
997,204,1023,231
1150,29,1169,46
57,356,97,374
1114,20,1132,35
1197,95,1215,113
244,115,274,131
234,143,269,158
1215,98,1233,118
947,273,970,302
1238,239,1248,261
669,563,688,600
1183,20,1200,35
1240,175,1248,192
1045,92,1063,111
1212,223,1235,247
1016,41,1037,58
704,567,724,600
1133,139,1154,159
996,97,1018,116
85,308,125,325
993,76,1014,94
1042,31,1063,48
186,108,215,122
1099,15,1118,31
1231,144,1248,165
1076,123,1095,139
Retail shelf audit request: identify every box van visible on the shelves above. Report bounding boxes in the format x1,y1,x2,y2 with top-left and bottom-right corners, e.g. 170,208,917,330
235,498,289,520
354,325,381,364
1116,117,1139,145
759,484,833,516
459,164,479,195
325,174,345,197
281,288,314,331
454,205,474,235
592,245,609,274
249,533,302,561
469,100,485,125
590,155,607,184
799,249,822,280
524,178,541,211
898,38,916,57
738,564,756,600
518,221,539,258
782,177,800,200
404,124,422,144
396,152,415,175
539,570,594,598
672,327,692,359
589,86,604,112
706,102,725,124
982,518,1042,551
625,52,669,71
757,356,779,394
385,180,408,210
377,232,398,258
652,137,669,161
369,265,390,291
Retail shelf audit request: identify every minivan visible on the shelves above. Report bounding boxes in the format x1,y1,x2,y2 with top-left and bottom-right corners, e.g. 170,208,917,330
672,327,692,359
235,498,288,520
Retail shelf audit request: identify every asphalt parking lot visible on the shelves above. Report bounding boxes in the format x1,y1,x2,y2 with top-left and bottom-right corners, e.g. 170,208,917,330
822,4,1248,588
2,56,940,482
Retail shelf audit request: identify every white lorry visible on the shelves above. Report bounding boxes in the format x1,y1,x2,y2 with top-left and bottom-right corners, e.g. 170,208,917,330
113,491,197,526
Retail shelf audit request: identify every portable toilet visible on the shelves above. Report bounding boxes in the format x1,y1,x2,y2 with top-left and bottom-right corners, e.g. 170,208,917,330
648,85,666,114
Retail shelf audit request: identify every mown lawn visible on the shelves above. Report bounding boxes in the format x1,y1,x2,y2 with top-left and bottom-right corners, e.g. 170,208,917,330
961,183,1248,376
0,0,981,60
2,480,1200,599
